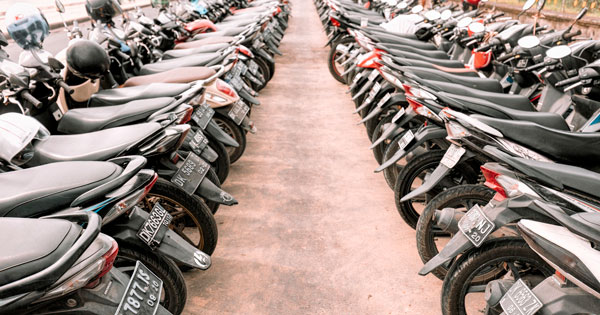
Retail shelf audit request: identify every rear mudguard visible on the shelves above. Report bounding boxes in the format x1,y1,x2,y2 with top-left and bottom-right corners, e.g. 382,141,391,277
353,80,391,114
375,124,447,172
419,197,553,275
265,38,282,55
107,207,212,270
241,116,257,134
257,48,275,64
358,93,405,124
205,120,239,147
348,68,370,92
399,148,476,201
197,176,238,205
370,107,416,149
352,78,376,101
238,87,261,105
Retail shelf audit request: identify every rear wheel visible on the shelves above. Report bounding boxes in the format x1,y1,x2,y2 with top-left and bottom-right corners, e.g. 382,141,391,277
328,36,354,84
115,243,187,315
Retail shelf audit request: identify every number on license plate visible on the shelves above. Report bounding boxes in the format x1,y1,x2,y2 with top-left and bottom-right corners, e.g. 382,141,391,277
228,101,250,125
458,204,495,247
115,261,163,315
440,144,466,168
391,107,405,123
397,129,414,150
192,103,214,129
171,152,210,195
377,93,392,108
137,203,172,248
500,279,543,315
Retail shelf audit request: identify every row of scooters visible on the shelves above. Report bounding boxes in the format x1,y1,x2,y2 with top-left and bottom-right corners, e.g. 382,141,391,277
0,0,289,313
318,0,600,313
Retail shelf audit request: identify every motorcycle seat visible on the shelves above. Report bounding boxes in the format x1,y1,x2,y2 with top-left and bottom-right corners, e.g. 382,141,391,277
366,33,437,50
390,54,464,69
0,218,82,295
90,83,190,107
473,115,600,166
174,36,235,50
192,27,248,40
345,14,387,25
363,27,419,40
506,157,600,199
400,66,503,92
438,92,569,130
28,123,162,166
0,162,120,217
162,43,229,60
422,80,534,111
385,58,477,77
58,97,174,134
381,44,448,59
139,53,222,75
123,67,216,87
572,213,600,234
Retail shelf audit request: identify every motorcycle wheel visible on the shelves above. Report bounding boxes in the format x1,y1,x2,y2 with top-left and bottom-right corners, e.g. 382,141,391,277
394,149,479,229
415,185,494,280
115,242,187,315
208,137,231,183
328,36,354,84
142,178,218,255
254,56,273,83
212,113,247,164
256,54,275,82
441,239,552,315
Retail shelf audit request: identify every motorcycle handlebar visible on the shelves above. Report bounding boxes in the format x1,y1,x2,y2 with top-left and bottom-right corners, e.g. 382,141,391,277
555,75,580,87
21,90,42,108
57,79,74,95
563,29,582,41
497,52,516,63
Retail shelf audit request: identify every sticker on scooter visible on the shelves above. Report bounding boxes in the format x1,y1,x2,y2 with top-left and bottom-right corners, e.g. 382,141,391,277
500,279,543,315
376,93,392,108
137,203,172,248
115,261,163,315
171,152,210,195
228,101,250,125
391,107,405,123
189,131,209,155
440,145,466,168
192,103,215,129
397,129,414,150
458,204,495,247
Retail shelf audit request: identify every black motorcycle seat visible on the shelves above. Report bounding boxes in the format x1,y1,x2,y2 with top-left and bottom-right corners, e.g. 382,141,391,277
0,218,81,291
28,123,162,166
162,43,229,60
473,115,600,166
385,58,477,77
58,97,174,134
90,83,190,107
572,213,600,234
438,92,569,130
139,53,222,75
382,44,448,59
508,158,600,199
400,66,503,92
367,33,437,50
192,27,247,40
363,27,419,40
0,162,120,217
345,14,387,26
391,54,464,69
426,81,534,111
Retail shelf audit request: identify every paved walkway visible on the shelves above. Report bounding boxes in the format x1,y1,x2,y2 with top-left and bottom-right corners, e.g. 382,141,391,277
183,0,441,313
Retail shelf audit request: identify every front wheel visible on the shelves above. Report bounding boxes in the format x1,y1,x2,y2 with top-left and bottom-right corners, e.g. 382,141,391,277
441,239,553,315
115,242,187,315
212,113,247,164
141,178,218,255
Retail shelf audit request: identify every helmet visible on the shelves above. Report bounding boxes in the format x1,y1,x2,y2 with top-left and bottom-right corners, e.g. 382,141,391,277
5,3,49,49
66,39,110,79
85,0,122,24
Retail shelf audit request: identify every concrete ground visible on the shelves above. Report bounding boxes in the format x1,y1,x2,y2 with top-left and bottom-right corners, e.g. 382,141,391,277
183,0,442,313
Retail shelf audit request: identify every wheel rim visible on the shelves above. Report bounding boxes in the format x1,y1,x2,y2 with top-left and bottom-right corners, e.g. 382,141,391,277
139,193,205,250
331,44,347,77
213,117,239,157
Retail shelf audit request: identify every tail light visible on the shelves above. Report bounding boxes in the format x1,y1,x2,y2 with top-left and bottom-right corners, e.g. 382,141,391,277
445,120,471,139
216,79,237,97
237,45,254,58
177,106,194,124
330,16,341,27
357,51,381,68
103,173,159,224
87,240,119,288
139,125,191,156
406,96,441,122
480,165,538,201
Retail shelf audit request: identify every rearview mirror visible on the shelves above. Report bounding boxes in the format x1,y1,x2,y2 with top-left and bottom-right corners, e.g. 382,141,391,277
536,0,546,11
441,10,452,20
424,10,441,21
397,2,408,9
546,45,572,59
575,7,587,20
47,57,64,70
457,17,473,28
411,5,424,14
55,0,65,13
517,35,541,49
522,0,536,11
468,22,485,33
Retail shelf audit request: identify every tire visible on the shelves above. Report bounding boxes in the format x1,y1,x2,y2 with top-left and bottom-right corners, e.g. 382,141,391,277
415,185,494,280
394,150,479,229
212,113,247,164
142,178,218,255
115,242,187,315
256,54,275,82
207,137,230,184
328,36,354,84
441,239,553,315
370,111,396,164
254,56,272,82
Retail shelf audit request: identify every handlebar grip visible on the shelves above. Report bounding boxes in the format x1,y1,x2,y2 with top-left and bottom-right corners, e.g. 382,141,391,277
57,80,74,95
21,90,43,108
491,12,505,19
475,44,491,52
563,29,582,41
497,52,515,62
555,75,580,87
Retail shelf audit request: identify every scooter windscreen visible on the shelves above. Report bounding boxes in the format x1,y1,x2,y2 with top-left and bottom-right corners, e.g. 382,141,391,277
0,113,49,165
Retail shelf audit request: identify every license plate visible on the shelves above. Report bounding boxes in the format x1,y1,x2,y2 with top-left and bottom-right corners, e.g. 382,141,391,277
368,69,379,81
397,129,414,150
238,62,249,75
516,59,528,68
377,93,392,108
115,261,163,315
189,130,209,155
171,152,210,195
391,107,405,123
191,103,214,129
500,279,543,315
458,204,495,247
370,82,381,97
248,60,259,75
353,72,363,84
229,76,243,91
440,145,466,168
137,203,172,248
228,101,250,125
